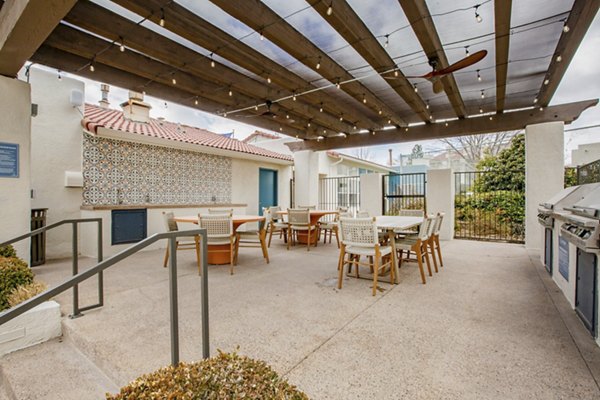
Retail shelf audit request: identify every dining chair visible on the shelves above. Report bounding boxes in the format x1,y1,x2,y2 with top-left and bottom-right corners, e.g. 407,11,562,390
287,208,318,251
338,217,395,296
432,212,445,268
208,208,233,216
356,210,370,218
320,208,351,248
236,214,269,264
198,214,238,274
297,205,316,210
266,206,288,247
398,209,425,217
424,214,440,273
395,217,433,284
162,212,201,274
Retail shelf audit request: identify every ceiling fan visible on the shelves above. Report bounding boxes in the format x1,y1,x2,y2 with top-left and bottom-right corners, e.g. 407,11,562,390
386,50,487,94
237,100,295,122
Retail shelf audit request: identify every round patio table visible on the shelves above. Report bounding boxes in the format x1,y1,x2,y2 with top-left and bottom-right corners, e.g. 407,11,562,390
174,215,265,265
276,210,338,244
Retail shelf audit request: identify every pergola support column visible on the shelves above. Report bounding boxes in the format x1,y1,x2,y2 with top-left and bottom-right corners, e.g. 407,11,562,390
525,122,564,250
426,169,454,241
293,150,319,208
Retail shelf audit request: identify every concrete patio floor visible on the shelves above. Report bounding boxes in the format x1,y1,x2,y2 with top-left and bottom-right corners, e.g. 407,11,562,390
2,239,600,399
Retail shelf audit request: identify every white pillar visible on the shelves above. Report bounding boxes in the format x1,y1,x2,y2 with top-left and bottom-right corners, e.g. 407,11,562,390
360,173,383,216
0,76,32,260
426,169,454,240
525,122,564,250
293,150,319,207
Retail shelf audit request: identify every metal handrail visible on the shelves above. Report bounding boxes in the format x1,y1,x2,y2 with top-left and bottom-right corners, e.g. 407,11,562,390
0,229,209,364
0,218,104,318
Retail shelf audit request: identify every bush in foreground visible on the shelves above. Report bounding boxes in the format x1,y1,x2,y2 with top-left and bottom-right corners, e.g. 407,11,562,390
106,351,309,400
0,257,34,311
7,281,48,308
0,245,17,258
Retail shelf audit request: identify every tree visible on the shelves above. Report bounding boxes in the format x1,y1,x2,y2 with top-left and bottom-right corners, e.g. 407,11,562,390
440,131,518,169
475,134,525,192
350,147,373,161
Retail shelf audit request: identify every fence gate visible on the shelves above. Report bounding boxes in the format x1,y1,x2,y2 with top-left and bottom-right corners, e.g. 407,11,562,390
454,170,525,243
382,173,426,215
319,176,360,214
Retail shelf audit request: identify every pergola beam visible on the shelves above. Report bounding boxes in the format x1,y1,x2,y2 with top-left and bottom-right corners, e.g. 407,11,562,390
398,0,467,118
537,0,600,106
30,45,310,139
0,0,76,77
112,0,380,131
308,0,430,122
209,0,406,127
286,99,598,152
494,0,512,113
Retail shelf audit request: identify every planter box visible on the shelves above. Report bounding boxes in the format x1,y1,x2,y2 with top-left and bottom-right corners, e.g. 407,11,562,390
0,301,61,356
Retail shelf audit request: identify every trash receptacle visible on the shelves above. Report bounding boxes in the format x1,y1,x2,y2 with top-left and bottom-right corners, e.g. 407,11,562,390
30,208,48,266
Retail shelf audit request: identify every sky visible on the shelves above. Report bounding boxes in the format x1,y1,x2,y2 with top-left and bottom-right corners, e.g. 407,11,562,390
60,1,599,166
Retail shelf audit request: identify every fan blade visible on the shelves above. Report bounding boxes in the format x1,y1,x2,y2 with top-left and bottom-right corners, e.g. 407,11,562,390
432,50,487,77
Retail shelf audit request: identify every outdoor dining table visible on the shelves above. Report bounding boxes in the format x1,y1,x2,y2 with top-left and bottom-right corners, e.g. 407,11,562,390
276,210,338,244
174,215,265,265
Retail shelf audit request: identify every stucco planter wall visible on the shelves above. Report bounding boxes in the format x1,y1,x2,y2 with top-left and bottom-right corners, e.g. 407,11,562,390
0,301,61,356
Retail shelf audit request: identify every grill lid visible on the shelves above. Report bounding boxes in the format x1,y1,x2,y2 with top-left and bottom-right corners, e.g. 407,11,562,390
539,186,579,209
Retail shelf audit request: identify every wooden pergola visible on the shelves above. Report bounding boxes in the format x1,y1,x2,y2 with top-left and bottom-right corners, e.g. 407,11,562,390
0,0,597,151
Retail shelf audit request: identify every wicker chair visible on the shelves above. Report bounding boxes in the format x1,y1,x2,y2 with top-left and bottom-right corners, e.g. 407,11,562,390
198,214,238,274
356,210,370,218
236,214,269,264
319,208,351,248
430,213,445,268
338,217,395,296
297,205,316,210
287,208,318,251
162,212,201,274
395,216,434,284
208,208,233,216
265,206,288,247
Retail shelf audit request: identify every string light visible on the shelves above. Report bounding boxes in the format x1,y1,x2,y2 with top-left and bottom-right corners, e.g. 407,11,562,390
286,113,290,119
384,34,389,48
260,30,265,40
563,24,570,33
119,37,125,52
171,73,177,85
477,69,481,82
413,84,418,93
57,70,62,81
556,55,562,62
480,90,485,99
339,133,347,138
465,46,470,55
319,103,324,112
489,116,493,120
387,118,392,124
194,97,199,105
210,53,215,68
228,88,233,97
474,5,482,23
405,127,409,132
316,56,321,70
353,124,357,130
267,76,272,84
533,97,538,104
378,109,383,115
539,106,544,111
336,80,341,89
159,8,165,27
394,67,399,77
254,105,259,111
89,58,95,72
292,92,297,101
307,120,311,127
339,114,343,122
317,135,324,141
544,79,550,85
426,101,430,110
326,2,333,16
362,94,367,104
445,122,449,127
279,127,283,131
371,130,376,136
429,115,433,120
479,107,483,113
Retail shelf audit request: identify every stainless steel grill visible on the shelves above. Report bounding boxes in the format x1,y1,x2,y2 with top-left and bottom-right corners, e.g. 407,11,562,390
537,185,592,228
560,185,600,251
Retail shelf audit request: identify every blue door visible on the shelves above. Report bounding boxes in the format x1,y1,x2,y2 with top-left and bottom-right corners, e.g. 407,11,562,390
259,168,278,215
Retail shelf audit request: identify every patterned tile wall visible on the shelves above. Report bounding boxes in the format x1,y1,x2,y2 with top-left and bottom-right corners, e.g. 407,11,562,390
82,134,232,205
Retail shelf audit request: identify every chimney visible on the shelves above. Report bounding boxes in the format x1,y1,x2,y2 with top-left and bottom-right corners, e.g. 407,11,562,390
99,84,110,108
120,91,152,123
388,148,393,166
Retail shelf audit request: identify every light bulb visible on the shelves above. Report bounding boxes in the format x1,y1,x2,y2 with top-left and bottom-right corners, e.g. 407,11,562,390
479,108,483,113
544,79,549,85
413,84,418,93
336,81,340,89
429,115,433,120
384,35,389,48
89,63,95,72
160,8,165,27
465,47,469,55
194,98,198,105
477,69,481,81
476,13,482,23
319,105,323,112
57,71,62,80
445,122,449,127
378,110,382,115
426,101,429,110
316,59,321,70
228,89,233,97
533,97,538,104
481,90,485,99
286,114,290,119
172,77,176,85
279,127,283,131
267,76,271,84
119,43,125,52
339,115,343,121
254,105,258,111
563,25,570,33
362,96,367,104
394,69,399,77
556,55,562,62
293,93,297,101
539,107,544,111
388,119,392,124
260,31,265,40
405,127,409,132
326,4,332,16
489,116,493,120
353,125,357,130
307,121,311,127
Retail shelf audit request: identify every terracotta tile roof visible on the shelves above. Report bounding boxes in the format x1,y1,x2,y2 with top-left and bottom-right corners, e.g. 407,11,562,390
242,130,281,143
82,104,293,162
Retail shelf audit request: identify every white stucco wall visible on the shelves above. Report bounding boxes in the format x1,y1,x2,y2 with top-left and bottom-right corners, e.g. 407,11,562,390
359,173,383,216
294,150,319,207
525,122,564,250
426,169,454,240
0,76,31,260
571,142,600,166
28,68,84,258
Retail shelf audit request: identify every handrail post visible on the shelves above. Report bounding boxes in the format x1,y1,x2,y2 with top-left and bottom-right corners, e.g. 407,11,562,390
97,220,104,307
168,236,179,365
70,222,80,318
200,232,209,359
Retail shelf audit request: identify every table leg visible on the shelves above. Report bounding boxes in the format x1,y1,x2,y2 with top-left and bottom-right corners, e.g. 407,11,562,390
389,230,399,284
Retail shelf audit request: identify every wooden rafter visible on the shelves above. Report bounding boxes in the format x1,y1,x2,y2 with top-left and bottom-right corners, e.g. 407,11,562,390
308,0,430,122
30,45,311,139
0,0,76,77
286,100,598,152
494,0,512,113
398,0,467,118
112,0,381,131
209,0,407,127
62,1,351,136
537,0,599,106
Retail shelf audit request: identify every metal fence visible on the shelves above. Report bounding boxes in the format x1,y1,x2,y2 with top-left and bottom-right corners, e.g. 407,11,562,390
577,159,600,185
454,170,525,243
319,176,360,215
382,173,426,215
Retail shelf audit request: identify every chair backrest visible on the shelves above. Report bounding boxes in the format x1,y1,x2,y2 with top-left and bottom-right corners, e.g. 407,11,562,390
297,205,316,210
288,208,310,226
426,215,437,238
162,212,178,232
356,210,370,218
337,206,349,212
434,212,445,235
398,209,424,218
198,214,233,238
208,208,233,216
338,211,353,220
339,217,378,247
417,217,432,241
268,206,283,222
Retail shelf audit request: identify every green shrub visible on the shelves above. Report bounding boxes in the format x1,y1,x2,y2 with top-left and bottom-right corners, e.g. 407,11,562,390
7,281,47,308
0,245,17,258
106,350,309,400
0,257,34,311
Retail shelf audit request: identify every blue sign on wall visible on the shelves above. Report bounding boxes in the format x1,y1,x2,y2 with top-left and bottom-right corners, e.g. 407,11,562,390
558,235,569,281
0,142,19,178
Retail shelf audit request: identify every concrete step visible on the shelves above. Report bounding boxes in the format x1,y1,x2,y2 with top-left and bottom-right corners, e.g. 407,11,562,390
0,335,118,400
